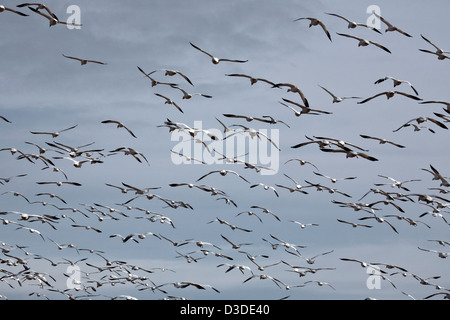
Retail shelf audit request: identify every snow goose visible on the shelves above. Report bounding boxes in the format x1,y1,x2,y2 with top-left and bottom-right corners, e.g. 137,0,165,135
294,17,332,42
196,169,250,183
373,13,412,37
336,32,391,53
319,85,361,103
172,86,212,99
154,93,183,113
359,134,405,148
337,219,373,228
226,73,278,87
393,116,448,133
190,42,248,64
325,12,381,34
29,124,78,138
419,34,450,60
374,76,419,96
101,120,136,138
62,54,106,65
148,69,194,86
357,90,422,104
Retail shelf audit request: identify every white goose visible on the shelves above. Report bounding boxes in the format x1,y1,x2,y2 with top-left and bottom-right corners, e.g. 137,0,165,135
190,42,248,64
319,85,361,103
294,17,332,42
337,32,391,54
373,13,412,37
325,12,381,33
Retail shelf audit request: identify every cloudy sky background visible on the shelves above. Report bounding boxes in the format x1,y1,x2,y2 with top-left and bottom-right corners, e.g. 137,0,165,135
0,0,449,300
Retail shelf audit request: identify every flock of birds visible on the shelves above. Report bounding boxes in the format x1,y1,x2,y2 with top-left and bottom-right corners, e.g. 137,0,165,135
0,3,449,301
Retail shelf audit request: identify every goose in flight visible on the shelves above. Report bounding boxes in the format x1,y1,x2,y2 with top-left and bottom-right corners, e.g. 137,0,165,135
419,100,450,114
0,147,34,163
419,34,450,60
427,239,450,247
393,116,448,133
419,49,450,60
250,183,279,197
170,151,206,164
71,224,102,233
225,125,280,150
303,280,336,290
275,84,310,108
223,113,288,127
373,13,412,37
137,66,178,87
110,232,160,243
101,120,136,138
207,217,253,233
374,175,421,192
374,76,419,96
313,171,357,183
359,134,405,148
62,54,106,65
189,42,248,64
289,220,319,229
250,205,281,221
336,32,391,53
340,258,386,273
35,192,67,205
280,99,331,116
154,93,183,113
278,173,311,194
36,181,82,187
337,219,373,228
236,210,263,223
294,17,332,42
383,214,431,229
172,86,212,100
220,234,253,250
357,91,422,104
196,169,250,183
358,215,399,234
313,135,368,152
52,156,92,168
29,124,78,138
225,73,278,87
325,12,381,34
320,148,379,162
28,7,81,27
0,174,27,184
304,180,352,198
417,247,448,259
284,158,319,170
148,69,194,86
319,85,361,103
428,164,450,187
110,147,149,165
0,5,28,16
269,234,306,252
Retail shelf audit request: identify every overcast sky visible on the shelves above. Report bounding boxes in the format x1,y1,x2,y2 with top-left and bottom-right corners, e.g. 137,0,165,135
0,0,449,300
